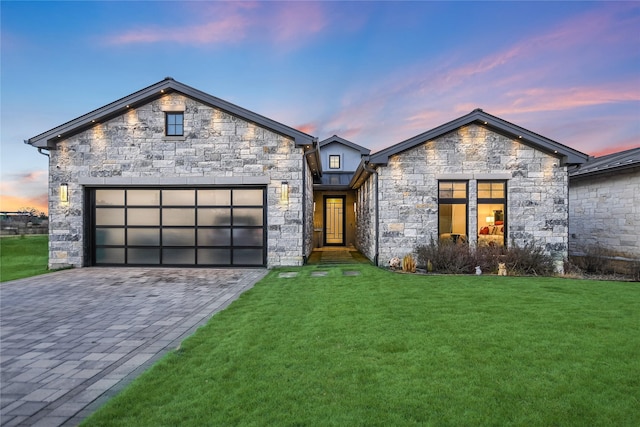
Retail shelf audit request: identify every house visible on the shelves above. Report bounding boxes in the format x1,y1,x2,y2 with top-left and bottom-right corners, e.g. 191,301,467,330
26,78,321,269
27,80,594,271
568,147,640,260
349,109,589,271
311,136,370,248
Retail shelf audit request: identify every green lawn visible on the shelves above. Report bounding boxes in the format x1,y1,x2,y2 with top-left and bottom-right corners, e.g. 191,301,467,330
0,235,49,282
85,266,640,426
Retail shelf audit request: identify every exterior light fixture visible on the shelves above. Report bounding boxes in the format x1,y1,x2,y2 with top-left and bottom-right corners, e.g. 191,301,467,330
354,202,357,213
60,183,69,202
281,182,289,202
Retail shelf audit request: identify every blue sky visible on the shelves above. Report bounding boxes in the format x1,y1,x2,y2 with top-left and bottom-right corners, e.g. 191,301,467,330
1,1,639,213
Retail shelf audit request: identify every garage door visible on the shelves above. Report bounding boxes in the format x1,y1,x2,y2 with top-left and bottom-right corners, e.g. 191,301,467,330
90,188,265,266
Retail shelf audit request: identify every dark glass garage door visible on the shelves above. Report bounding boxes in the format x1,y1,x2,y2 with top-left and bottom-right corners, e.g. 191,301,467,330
90,188,265,266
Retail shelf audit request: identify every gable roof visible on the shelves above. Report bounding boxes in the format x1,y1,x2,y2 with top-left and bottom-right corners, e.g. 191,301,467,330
368,109,589,167
569,147,640,179
319,135,370,155
25,77,317,149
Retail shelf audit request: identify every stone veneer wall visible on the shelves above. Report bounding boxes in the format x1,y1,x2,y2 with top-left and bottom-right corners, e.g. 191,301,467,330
370,125,568,269
48,93,307,269
303,157,315,260
355,174,377,262
569,168,640,258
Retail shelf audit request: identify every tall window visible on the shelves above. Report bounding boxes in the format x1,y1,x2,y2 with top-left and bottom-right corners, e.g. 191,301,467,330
477,181,506,247
165,112,184,136
329,155,340,169
438,181,468,243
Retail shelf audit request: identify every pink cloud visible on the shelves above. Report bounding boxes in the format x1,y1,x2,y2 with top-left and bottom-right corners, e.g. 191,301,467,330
105,2,329,47
494,84,640,115
296,123,317,135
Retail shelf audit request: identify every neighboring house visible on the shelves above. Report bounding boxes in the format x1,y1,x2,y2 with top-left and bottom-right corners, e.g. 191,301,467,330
350,109,589,270
26,78,321,269
312,136,370,248
28,80,599,271
568,147,640,260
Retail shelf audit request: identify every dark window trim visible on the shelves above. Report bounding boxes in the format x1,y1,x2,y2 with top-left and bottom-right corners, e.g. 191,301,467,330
165,111,184,136
437,180,469,241
477,180,507,247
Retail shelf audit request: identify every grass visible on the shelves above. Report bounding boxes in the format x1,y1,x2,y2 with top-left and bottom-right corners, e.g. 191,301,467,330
84,265,640,426
0,235,49,282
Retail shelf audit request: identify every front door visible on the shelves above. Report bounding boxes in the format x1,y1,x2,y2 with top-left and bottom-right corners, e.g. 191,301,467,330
324,196,345,246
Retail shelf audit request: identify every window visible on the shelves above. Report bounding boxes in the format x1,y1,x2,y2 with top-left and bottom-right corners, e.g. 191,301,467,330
329,155,340,169
477,181,506,247
165,112,184,136
438,181,467,243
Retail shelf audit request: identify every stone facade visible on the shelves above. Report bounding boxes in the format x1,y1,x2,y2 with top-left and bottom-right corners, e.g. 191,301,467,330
357,125,569,269
355,173,377,261
47,92,309,269
569,168,640,258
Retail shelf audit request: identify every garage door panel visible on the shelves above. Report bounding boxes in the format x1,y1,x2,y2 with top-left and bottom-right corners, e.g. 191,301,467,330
198,189,231,205
163,229,195,246
233,189,263,205
233,228,263,246
128,209,159,226
162,189,195,205
129,248,160,264
96,190,124,205
96,228,125,246
198,229,231,246
198,208,231,226
233,208,263,226
128,229,160,246
96,209,124,226
96,248,125,264
163,249,195,264
128,190,160,205
92,187,265,267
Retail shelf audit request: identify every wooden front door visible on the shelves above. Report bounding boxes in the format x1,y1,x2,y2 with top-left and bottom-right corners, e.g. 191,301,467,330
324,196,345,246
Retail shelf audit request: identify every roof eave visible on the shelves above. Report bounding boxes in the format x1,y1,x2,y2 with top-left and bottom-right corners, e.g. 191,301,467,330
369,109,589,166
26,78,316,149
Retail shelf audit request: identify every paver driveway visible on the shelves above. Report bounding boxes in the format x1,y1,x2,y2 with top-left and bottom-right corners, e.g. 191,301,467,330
0,267,267,427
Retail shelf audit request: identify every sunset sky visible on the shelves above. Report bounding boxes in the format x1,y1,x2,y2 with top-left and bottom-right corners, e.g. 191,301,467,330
1,1,638,214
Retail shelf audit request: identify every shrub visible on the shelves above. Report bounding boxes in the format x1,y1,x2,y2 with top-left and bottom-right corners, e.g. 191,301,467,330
475,245,506,274
573,244,616,274
415,238,555,276
503,239,555,276
630,260,640,282
416,237,475,274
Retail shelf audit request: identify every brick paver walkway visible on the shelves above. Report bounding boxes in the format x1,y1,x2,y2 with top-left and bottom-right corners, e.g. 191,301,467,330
0,267,267,426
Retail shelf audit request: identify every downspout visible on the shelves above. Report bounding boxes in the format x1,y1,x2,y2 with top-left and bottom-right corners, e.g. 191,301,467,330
363,162,379,266
37,147,50,158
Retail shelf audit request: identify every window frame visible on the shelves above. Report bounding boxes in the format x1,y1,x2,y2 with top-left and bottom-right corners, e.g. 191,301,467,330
328,155,341,170
477,180,507,247
165,112,184,136
437,180,468,242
